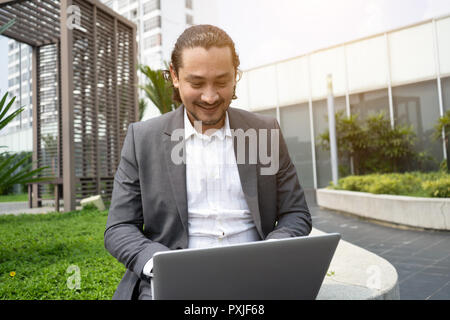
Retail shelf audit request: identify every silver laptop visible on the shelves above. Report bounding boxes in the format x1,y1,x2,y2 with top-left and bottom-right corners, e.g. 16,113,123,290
151,233,341,300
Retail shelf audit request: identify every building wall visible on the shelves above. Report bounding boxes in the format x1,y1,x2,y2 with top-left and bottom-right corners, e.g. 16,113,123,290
232,15,450,189
161,0,193,64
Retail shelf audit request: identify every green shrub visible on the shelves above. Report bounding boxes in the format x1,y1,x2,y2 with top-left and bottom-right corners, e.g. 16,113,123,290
335,175,376,192
366,175,405,195
422,177,450,198
330,171,449,198
319,110,423,175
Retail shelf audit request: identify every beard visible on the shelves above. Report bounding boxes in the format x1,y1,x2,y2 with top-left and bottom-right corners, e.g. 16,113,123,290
189,99,228,126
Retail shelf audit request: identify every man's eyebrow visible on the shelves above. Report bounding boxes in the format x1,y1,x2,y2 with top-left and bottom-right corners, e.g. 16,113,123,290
185,73,232,81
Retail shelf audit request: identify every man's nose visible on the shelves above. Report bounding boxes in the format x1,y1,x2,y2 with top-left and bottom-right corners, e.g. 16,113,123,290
201,87,219,105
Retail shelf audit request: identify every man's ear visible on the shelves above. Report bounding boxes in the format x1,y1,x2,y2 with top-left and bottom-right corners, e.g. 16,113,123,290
236,69,242,83
169,64,180,89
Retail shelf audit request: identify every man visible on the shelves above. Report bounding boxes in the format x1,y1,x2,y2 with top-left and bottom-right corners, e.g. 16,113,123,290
104,24,312,300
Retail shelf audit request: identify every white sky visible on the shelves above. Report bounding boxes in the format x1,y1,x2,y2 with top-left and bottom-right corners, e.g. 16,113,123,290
1,0,450,94
194,0,450,70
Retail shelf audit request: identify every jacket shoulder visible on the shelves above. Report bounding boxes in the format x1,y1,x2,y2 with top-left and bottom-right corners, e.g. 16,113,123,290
130,109,177,136
229,107,277,128
132,113,164,131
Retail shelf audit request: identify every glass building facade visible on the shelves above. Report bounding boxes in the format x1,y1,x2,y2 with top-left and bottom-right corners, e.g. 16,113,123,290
280,103,314,188
392,80,443,169
233,15,450,189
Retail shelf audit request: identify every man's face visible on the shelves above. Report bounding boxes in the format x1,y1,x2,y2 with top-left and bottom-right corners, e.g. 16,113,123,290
170,46,236,133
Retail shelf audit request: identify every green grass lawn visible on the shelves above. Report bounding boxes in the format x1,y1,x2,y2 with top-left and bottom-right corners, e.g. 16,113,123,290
0,207,126,300
0,193,29,202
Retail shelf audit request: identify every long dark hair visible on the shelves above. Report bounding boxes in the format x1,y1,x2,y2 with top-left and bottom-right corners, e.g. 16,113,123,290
163,24,241,104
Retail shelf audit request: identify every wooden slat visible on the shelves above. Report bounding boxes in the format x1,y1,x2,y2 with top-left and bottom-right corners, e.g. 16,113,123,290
37,0,61,17
1,0,137,206
0,14,43,45
18,1,60,33
2,5,56,42
0,18,36,45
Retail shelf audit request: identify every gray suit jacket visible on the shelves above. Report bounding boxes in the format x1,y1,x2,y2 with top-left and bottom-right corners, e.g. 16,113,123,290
104,105,312,300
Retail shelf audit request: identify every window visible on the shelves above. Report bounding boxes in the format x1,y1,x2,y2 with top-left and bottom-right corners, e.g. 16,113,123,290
143,0,160,15
186,14,193,25
143,16,161,32
8,65,19,75
186,0,193,9
144,34,161,49
118,0,128,9
442,77,450,112
392,80,442,170
349,88,389,120
280,104,315,188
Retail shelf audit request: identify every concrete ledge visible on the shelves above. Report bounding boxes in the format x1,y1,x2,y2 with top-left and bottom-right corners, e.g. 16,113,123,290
80,195,105,211
317,188,450,231
313,228,400,300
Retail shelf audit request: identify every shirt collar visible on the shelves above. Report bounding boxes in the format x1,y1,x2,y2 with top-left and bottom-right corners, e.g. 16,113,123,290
184,107,232,141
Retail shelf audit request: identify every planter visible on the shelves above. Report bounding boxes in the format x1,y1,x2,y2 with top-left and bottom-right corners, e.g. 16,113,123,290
313,228,400,300
316,189,450,231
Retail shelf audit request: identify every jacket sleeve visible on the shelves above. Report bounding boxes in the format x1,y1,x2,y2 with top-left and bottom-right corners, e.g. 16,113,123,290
104,123,170,281
265,119,312,240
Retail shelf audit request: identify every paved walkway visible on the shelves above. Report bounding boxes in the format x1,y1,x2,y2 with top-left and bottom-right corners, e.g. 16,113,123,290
305,190,450,300
0,200,57,215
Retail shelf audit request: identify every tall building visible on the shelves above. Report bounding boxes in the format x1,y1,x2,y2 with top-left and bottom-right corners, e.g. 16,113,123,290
0,0,196,153
0,39,33,152
102,0,195,119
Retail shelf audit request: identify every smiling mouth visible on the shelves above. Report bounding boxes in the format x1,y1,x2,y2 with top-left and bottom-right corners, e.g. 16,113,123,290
196,103,221,112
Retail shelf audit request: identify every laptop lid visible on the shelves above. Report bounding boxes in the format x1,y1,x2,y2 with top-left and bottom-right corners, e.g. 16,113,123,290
152,233,341,300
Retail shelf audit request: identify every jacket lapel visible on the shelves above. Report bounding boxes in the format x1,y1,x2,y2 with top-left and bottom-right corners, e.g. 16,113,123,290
228,108,263,239
163,106,189,233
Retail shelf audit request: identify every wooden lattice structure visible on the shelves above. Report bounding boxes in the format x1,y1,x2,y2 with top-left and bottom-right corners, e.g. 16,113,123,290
0,0,138,211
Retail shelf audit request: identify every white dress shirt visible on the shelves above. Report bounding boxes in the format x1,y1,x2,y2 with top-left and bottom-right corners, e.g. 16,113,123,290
143,108,260,279
184,108,260,249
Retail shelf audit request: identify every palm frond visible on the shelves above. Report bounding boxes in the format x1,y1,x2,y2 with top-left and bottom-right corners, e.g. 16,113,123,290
138,63,178,115
0,154,53,194
0,92,24,131
0,19,15,35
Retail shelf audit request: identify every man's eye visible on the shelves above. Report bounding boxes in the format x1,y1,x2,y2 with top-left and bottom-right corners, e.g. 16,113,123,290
191,83,203,88
216,82,228,87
